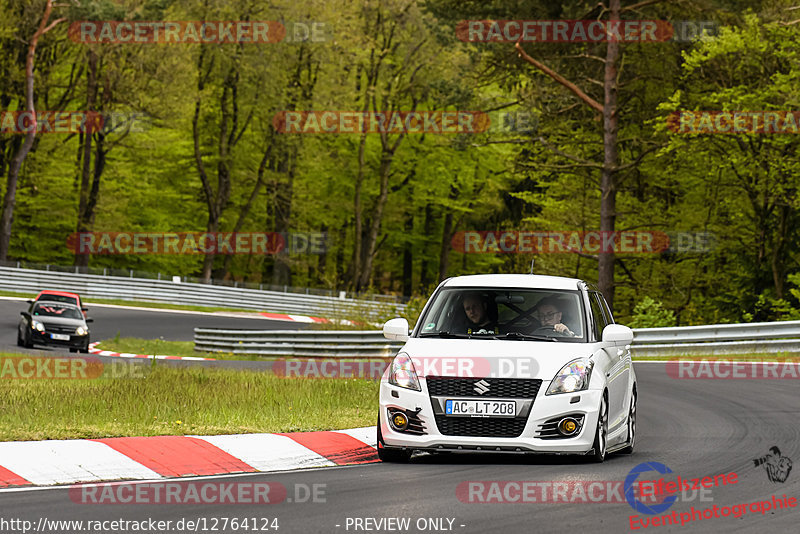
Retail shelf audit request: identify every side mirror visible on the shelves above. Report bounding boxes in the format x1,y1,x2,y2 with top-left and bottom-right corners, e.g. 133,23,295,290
86,318,94,323
81,306,88,311
383,317,409,341
602,324,633,345
26,299,34,304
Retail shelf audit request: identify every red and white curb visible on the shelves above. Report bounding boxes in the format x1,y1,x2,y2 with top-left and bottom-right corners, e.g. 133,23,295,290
0,427,377,488
87,342,214,361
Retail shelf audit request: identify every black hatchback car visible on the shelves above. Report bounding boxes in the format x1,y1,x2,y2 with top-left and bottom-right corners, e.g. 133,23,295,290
18,300,92,353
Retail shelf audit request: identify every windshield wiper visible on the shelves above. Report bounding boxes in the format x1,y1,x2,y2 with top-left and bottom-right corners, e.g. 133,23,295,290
496,331,559,342
419,331,472,339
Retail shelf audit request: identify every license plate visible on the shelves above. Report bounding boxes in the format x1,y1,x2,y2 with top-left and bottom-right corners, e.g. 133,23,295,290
445,399,516,418
50,333,70,341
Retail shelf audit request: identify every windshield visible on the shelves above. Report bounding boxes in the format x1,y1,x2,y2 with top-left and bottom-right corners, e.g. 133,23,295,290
33,302,84,320
37,294,78,306
416,287,586,342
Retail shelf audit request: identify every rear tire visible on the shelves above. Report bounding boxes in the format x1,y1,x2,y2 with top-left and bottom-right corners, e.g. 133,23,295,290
590,394,608,463
16,330,23,347
620,391,636,455
376,416,411,463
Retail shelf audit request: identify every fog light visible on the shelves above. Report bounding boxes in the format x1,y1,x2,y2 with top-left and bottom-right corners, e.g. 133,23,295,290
390,411,408,431
558,417,579,436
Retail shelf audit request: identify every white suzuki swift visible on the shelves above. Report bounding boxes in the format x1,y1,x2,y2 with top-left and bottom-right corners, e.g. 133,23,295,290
377,274,636,463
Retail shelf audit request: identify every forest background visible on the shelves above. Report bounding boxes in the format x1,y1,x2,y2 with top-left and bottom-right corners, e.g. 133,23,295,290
2,0,800,327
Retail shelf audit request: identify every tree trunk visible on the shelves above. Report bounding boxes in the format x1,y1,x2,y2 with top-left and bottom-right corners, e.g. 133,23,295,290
75,49,99,268
402,201,414,296
221,146,269,276
419,204,435,289
438,211,454,283
357,153,394,290
0,0,61,261
598,0,621,311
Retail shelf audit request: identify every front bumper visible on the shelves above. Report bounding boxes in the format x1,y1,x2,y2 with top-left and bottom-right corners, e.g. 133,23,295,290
379,381,602,454
30,331,89,350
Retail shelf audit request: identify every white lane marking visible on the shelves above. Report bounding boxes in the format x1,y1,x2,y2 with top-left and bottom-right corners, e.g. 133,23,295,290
192,434,336,472
0,440,161,485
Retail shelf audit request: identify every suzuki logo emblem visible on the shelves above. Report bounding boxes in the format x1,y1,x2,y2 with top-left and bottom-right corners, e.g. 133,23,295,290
474,379,490,395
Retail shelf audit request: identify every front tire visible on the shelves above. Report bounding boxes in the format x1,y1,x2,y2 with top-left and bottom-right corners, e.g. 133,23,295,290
376,416,411,463
23,330,33,349
620,391,637,454
590,394,608,463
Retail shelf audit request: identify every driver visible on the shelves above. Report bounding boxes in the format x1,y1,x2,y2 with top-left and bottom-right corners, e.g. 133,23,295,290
462,292,498,334
534,297,577,336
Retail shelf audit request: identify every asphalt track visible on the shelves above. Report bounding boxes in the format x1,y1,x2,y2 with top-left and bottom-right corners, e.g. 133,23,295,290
1,364,798,534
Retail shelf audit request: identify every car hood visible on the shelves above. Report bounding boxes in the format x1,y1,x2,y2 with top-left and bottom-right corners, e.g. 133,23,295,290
34,316,87,328
398,337,597,380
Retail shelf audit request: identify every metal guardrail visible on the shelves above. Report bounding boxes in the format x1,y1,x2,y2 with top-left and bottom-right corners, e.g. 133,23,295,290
194,320,800,357
194,329,402,357
0,266,405,320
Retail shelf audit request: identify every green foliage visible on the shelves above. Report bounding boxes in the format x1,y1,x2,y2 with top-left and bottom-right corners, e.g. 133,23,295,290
1,0,800,327
628,297,677,329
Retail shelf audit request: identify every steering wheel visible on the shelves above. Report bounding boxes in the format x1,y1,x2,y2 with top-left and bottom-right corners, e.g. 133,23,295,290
532,325,569,337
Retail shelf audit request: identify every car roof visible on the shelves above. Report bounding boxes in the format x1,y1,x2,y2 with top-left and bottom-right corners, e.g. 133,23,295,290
37,290,81,299
34,300,82,309
442,274,585,290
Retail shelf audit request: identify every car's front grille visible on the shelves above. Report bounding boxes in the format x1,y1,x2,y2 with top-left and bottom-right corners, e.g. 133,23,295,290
426,377,542,398
427,378,542,438
433,416,529,438
42,324,76,334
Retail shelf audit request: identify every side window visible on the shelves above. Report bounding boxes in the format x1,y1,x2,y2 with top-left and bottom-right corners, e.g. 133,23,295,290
599,294,614,325
589,292,609,341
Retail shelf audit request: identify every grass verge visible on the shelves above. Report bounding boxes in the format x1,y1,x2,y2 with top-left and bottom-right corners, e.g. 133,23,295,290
0,357,378,441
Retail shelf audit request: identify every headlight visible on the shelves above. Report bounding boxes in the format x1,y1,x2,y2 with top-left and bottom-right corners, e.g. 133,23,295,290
546,358,594,395
32,320,45,332
388,352,421,391
75,326,88,336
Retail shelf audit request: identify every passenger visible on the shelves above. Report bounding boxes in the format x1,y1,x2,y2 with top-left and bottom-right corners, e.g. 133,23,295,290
462,292,498,334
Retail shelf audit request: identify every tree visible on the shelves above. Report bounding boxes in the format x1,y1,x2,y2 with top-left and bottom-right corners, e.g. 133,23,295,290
0,0,64,261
